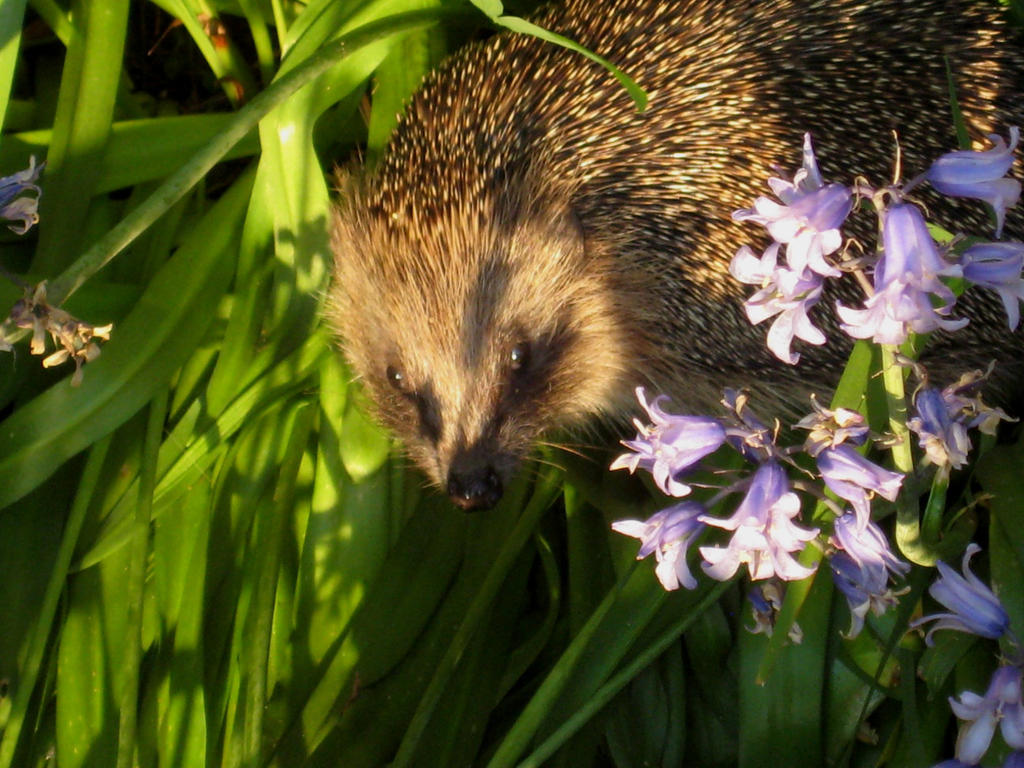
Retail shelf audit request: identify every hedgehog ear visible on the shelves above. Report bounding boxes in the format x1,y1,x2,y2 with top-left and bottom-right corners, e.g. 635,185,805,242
331,164,369,213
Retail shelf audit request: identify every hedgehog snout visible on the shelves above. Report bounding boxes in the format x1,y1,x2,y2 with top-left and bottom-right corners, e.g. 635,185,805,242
446,461,503,511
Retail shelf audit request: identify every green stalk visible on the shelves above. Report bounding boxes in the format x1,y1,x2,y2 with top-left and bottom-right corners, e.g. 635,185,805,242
0,0,29,134
26,0,71,44
237,0,277,85
241,401,315,768
115,389,168,768
391,467,563,768
33,0,129,273
881,344,913,475
0,437,111,768
883,344,938,565
517,580,732,768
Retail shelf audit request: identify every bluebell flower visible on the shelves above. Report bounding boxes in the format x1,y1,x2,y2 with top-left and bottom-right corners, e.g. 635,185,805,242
930,761,974,768
927,127,1021,237
0,157,43,234
831,552,892,639
816,444,903,526
838,202,967,344
961,241,1024,329
830,513,909,637
612,501,707,590
908,387,973,471
949,665,1024,764
611,387,727,497
1005,752,1024,768
832,512,908,574
733,133,852,278
699,461,819,582
729,243,827,363
912,543,1010,644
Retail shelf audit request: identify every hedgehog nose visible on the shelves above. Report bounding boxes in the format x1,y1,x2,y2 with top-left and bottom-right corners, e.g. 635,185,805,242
447,464,503,511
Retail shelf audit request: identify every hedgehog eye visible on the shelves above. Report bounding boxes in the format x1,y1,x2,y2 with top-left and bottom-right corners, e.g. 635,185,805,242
386,364,407,392
509,341,531,374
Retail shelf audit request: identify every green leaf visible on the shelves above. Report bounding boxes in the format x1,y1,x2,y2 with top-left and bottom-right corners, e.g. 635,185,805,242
738,569,831,768
0,170,252,511
0,0,28,135
1,116,261,194
339,387,392,482
33,0,130,273
975,435,1024,642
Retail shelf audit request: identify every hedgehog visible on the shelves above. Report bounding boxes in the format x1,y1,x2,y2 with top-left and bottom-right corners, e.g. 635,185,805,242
328,0,1024,510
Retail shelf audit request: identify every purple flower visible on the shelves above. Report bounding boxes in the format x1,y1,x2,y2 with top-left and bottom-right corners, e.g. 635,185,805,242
830,552,892,639
1005,752,1024,768
838,202,967,344
699,461,819,582
950,665,1024,764
961,241,1024,329
830,513,908,637
0,157,43,234
927,127,1021,237
912,543,1010,644
729,243,827,364
733,133,852,278
832,512,908,574
611,388,727,497
816,444,903,526
612,501,707,590
908,387,973,471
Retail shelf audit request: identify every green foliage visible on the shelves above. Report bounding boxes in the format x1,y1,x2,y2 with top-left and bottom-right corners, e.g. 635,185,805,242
0,2,1021,767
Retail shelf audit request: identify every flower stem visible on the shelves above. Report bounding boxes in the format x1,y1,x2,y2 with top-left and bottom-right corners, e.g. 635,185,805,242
881,345,913,474
882,344,937,565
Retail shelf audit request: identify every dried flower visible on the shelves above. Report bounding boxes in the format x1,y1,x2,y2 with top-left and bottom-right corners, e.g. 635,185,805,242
0,157,44,234
748,580,803,642
796,401,870,456
3,282,112,386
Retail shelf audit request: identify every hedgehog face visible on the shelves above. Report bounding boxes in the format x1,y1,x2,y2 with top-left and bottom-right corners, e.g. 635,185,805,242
329,193,637,510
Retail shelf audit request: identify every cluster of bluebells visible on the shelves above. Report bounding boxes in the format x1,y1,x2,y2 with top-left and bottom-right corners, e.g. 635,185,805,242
731,128,1024,362
610,387,910,638
916,545,1024,768
0,158,113,384
610,126,1024,764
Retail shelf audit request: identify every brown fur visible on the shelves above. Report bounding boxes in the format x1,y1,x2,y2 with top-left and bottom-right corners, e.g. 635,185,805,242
327,0,1024,506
